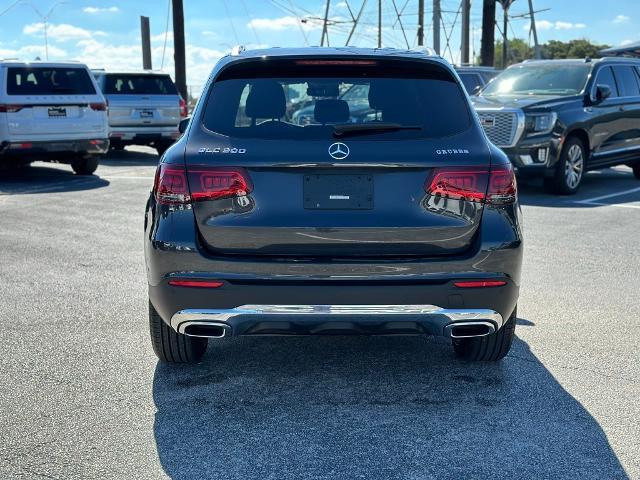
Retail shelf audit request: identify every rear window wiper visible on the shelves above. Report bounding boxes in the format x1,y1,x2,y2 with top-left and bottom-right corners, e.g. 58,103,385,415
333,123,422,138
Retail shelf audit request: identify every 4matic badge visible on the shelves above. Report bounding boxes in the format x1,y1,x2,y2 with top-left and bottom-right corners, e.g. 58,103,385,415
198,147,246,154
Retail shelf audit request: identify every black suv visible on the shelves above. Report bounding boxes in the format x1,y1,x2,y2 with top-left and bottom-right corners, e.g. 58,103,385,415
473,58,640,194
144,47,523,364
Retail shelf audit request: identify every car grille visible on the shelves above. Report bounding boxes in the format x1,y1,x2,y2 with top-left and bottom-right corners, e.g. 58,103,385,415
477,111,520,147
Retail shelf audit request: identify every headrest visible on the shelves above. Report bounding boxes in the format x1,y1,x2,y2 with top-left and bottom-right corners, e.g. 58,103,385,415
314,99,350,124
245,81,286,119
368,80,395,111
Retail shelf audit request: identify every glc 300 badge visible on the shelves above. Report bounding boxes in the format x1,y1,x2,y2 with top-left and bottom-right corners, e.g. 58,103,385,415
328,142,350,160
198,147,246,154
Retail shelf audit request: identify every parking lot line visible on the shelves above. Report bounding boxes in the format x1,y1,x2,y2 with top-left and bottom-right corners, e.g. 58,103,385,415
575,201,640,209
576,186,640,204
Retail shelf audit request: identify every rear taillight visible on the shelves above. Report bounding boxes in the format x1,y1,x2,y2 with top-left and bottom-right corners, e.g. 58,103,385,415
486,164,517,204
179,98,188,118
89,102,107,111
189,168,253,201
154,164,191,205
0,104,24,113
154,164,252,205
425,163,516,205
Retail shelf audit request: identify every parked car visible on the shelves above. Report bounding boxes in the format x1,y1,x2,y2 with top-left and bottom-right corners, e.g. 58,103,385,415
473,58,640,194
455,66,501,95
92,70,186,155
145,47,523,364
0,60,108,174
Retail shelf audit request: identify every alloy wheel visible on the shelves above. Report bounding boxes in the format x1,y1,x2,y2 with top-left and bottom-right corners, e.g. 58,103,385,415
565,144,584,189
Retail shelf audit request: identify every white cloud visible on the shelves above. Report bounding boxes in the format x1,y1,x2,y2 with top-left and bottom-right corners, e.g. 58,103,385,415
83,6,119,14
613,15,630,24
23,23,106,42
151,31,173,43
335,1,349,8
248,16,319,32
524,20,586,31
0,44,67,60
620,39,636,46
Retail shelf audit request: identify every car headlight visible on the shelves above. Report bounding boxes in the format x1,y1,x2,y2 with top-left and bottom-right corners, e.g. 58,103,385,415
525,112,557,135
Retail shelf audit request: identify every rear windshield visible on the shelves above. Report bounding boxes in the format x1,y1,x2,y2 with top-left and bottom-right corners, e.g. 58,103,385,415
6,67,96,95
102,74,178,95
202,59,471,140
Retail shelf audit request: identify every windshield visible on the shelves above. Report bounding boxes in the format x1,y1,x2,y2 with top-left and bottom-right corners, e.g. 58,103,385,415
482,64,590,96
202,59,471,140
6,67,96,95
102,74,177,95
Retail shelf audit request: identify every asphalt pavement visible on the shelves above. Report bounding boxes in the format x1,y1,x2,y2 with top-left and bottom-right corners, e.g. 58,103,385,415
0,147,638,479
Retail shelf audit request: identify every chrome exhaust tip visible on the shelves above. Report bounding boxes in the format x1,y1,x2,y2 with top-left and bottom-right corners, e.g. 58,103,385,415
182,322,231,339
445,321,495,339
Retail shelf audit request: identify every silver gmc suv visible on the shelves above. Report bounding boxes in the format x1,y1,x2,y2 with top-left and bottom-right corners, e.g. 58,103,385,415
93,70,186,155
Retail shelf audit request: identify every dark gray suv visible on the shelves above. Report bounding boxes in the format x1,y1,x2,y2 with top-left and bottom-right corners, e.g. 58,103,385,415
144,47,523,364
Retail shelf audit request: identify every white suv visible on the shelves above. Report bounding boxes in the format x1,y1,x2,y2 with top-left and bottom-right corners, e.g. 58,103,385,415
0,61,109,175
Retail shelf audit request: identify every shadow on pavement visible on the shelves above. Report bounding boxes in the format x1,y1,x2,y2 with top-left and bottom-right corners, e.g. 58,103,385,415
101,147,160,167
152,328,628,480
0,163,109,194
518,167,639,208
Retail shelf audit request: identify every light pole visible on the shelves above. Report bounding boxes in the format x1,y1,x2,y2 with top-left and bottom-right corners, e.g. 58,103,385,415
23,1,68,60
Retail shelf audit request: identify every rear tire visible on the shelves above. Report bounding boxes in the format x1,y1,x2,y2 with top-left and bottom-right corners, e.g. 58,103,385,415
452,307,516,361
71,156,99,175
149,301,208,363
544,136,585,195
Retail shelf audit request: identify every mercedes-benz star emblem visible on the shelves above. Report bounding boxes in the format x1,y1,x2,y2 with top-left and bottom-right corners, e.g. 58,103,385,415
328,142,350,160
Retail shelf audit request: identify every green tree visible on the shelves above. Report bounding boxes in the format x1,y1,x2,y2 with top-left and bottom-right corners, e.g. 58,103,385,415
542,39,610,59
494,38,533,68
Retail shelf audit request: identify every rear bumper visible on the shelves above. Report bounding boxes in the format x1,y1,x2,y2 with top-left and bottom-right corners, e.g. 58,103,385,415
109,126,179,144
170,304,504,338
0,138,109,159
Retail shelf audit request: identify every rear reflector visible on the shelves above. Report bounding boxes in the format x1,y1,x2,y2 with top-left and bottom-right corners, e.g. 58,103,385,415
154,164,253,205
0,104,24,113
454,281,507,288
89,102,107,111
168,280,224,288
89,139,104,145
425,163,517,204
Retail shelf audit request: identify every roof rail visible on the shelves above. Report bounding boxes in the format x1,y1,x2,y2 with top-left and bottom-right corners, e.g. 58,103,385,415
230,45,246,56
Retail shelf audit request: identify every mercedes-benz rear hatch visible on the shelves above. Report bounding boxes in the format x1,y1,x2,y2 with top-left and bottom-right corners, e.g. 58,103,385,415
177,56,498,257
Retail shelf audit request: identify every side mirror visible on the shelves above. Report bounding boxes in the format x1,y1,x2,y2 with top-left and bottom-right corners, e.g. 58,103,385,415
178,117,191,134
471,85,483,96
593,84,612,104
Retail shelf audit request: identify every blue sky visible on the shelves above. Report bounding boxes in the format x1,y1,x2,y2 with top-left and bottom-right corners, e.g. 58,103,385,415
1,0,640,92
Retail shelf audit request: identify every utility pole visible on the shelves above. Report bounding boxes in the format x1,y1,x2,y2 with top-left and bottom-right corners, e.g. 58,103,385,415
320,0,330,46
172,0,187,101
345,0,368,45
24,1,67,60
377,0,382,48
480,0,496,66
433,0,441,54
498,0,513,68
417,0,424,46
140,16,152,70
527,0,541,58
461,0,471,64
